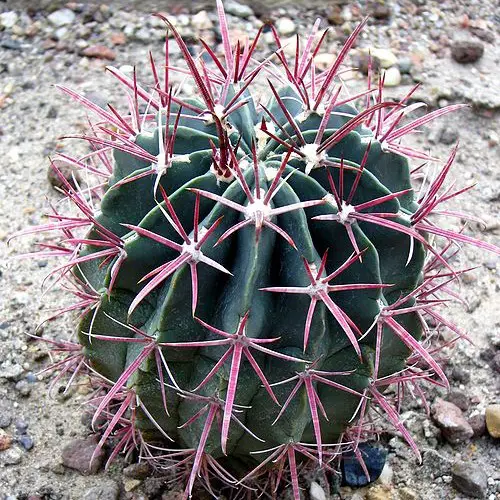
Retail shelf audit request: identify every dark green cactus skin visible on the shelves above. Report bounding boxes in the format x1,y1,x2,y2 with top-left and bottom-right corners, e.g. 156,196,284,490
77,84,425,468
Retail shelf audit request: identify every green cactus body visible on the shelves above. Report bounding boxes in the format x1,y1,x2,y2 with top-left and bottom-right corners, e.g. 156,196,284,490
20,3,500,497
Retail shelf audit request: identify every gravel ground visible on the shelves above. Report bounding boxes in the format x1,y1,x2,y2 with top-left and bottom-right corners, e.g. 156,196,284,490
0,1,499,499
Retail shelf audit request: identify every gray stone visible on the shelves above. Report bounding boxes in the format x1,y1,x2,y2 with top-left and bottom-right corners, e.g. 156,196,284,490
1,446,22,465
445,390,469,412
276,18,296,36
421,449,452,479
452,461,488,498
431,398,474,444
224,1,254,18
310,481,327,500
451,40,484,64
47,9,76,27
0,11,18,29
61,435,105,475
82,481,120,500
468,414,486,438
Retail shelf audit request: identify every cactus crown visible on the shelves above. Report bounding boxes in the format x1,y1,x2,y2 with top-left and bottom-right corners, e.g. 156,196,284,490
16,2,500,498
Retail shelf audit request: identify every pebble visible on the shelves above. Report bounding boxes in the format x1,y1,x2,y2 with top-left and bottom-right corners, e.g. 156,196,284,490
383,66,401,87
47,160,82,191
431,398,474,444
82,481,120,500
363,48,398,69
276,18,296,36
47,9,76,27
399,487,419,500
371,4,392,20
14,380,32,397
0,363,25,380
341,443,387,487
451,40,484,64
485,404,500,438
446,390,469,412
123,462,152,479
15,421,28,434
452,461,488,498
17,434,34,451
491,352,500,373
1,446,22,465
80,45,116,61
310,481,327,500
0,414,12,429
192,11,213,31
0,429,13,451
124,478,142,492
61,435,105,475
421,449,452,479
0,11,18,29
224,1,254,19
468,413,486,438
366,485,393,500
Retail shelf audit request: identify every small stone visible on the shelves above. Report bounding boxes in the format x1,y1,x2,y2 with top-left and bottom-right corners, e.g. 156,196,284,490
451,365,471,383
398,58,412,74
451,461,488,498
383,66,401,87
366,485,393,500
47,160,82,191
371,4,392,20
61,435,105,475
342,443,387,486
80,45,116,61
17,434,34,451
47,9,76,27
15,421,28,434
367,48,398,68
421,449,452,479
0,363,23,380
446,390,469,412
0,11,18,29
123,462,152,479
124,478,142,492
82,481,120,500
399,487,419,500
377,463,393,485
276,18,296,36
0,39,22,51
1,446,22,465
14,380,31,397
468,414,486,438
310,481,327,500
110,32,126,46
192,11,213,31
0,429,13,451
451,40,484,64
439,127,459,145
0,414,12,429
491,352,500,373
485,404,500,438
224,1,254,18
431,398,474,444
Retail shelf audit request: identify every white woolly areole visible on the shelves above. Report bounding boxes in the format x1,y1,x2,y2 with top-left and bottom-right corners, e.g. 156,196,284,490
300,143,325,175
265,166,279,182
338,201,356,224
255,121,275,149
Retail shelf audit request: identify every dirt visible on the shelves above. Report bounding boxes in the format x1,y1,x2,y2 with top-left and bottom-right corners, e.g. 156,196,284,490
0,1,499,499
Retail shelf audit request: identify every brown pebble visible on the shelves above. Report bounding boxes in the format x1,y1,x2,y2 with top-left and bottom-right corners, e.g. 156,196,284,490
80,45,116,61
0,429,13,451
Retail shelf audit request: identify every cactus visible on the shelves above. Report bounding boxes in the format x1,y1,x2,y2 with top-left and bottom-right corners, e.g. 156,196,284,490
16,2,500,498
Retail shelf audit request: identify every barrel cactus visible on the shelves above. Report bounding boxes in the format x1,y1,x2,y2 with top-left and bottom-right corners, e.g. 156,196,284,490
16,2,499,498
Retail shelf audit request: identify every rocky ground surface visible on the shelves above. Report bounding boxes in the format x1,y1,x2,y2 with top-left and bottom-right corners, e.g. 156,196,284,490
0,0,499,499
